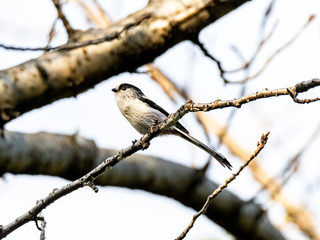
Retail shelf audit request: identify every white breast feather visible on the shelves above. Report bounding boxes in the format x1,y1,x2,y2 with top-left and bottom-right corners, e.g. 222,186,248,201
116,96,166,134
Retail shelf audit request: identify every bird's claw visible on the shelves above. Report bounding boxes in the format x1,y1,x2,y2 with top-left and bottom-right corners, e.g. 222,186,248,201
152,117,158,126
141,141,150,150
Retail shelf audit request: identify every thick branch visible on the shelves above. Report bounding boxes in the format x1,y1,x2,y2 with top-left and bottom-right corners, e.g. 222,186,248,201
0,131,284,240
0,0,249,126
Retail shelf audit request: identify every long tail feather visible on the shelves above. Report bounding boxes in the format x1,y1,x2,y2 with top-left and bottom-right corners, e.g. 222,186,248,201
173,127,232,170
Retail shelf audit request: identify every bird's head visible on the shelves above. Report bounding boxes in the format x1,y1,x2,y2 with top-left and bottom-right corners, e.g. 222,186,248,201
112,83,144,100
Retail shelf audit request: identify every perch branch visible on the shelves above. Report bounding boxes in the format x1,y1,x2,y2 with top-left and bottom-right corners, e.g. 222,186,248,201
0,79,318,238
0,130,285,240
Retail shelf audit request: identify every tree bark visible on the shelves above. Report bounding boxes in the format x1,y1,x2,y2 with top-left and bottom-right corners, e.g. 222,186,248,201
0,0,250,127
0,130,284,240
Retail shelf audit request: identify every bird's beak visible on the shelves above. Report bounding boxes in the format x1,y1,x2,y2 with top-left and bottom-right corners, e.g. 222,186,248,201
112,88,117,92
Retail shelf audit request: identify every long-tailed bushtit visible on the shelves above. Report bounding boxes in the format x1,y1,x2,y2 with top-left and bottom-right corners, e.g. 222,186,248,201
112,83,232,170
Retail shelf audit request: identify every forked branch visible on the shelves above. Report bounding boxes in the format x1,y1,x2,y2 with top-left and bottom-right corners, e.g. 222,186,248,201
0,79,319,239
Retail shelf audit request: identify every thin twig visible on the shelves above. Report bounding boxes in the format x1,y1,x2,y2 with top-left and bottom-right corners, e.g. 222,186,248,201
52,0,75,37
74,0,112,27
0,13,152,52
260,0,276,35
228,15,316,83
191,36,226,82
217,43,249,147
175,132,270,240
192,13,278,82
44,17,59,52
0,79,319,239
254,123,320,199
226,20,278,74
194,13,315,84
187,79,320,113
287,87,320,104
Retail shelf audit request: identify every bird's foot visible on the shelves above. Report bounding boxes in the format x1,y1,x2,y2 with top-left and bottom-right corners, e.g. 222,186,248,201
141,141,150,150
152,117,158,126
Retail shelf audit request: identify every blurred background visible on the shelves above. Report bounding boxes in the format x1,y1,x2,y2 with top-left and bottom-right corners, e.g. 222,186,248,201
0,0,320,239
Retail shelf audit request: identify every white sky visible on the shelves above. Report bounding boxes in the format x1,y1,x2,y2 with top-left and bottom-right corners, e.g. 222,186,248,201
1,0,320,239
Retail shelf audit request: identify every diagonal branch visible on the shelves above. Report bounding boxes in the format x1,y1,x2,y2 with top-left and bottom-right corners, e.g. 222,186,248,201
0,13,152,52
167,79,320,125
0,79,318,238
0,127,158,238
0,131,284,240
176,132,270,240
227,15,316,84
52,0,75,38
0,0,249,127
194,14,315,84
148,75,320,239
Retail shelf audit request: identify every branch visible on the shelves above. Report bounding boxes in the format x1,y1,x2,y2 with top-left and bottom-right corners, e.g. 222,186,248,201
166,79,320,125
146,78,320,238
227,15,316,83
0,127,158,238
0,13,152,52
0,0,249,126
196,111,320,239
176,132,270,240
226,20,278,74
0,131,284,240
44,17,59,52
194,14,315,84
1,78,318,238
52,0,75,37
73,0,112,28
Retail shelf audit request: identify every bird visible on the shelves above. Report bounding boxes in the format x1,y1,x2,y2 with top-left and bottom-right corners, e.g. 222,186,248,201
112,83,232,170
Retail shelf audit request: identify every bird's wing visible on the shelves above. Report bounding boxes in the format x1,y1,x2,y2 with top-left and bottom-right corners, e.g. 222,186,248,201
139,95,189,134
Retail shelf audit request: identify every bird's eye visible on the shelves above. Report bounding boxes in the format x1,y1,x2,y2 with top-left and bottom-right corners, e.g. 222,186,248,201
121,86,126,91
